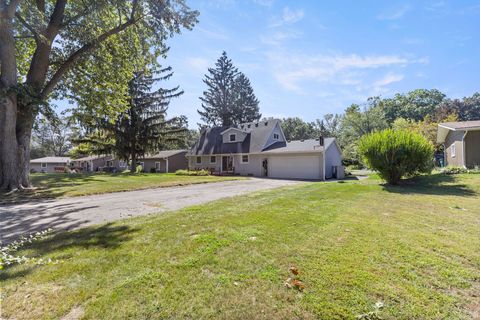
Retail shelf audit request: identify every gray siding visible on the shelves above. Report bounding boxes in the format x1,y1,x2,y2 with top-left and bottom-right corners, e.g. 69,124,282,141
221,128,248,143
143,152,188,173
263,122,286,149
444,130,465,167
465,130,480,168
233,154,264,176
325,142,343,179
30,162,69,173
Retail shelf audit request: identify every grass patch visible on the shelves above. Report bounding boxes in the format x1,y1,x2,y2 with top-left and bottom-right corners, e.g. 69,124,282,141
1,174,479,319
0,173,244,203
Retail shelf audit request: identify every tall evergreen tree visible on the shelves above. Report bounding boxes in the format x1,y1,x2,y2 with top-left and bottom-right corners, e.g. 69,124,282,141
115,67,187,171
198,51,261,126
233,73,261,124
77,66,187,171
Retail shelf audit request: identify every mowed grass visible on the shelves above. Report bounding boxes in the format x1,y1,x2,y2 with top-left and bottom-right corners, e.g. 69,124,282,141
1,174,479,319
0,173,244,203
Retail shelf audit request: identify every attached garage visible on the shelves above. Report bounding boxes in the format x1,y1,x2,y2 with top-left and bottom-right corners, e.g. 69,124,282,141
268,153,323,180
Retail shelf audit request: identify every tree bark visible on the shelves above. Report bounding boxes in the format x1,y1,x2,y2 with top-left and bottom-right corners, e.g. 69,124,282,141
0,5,21,190
17,104,37,187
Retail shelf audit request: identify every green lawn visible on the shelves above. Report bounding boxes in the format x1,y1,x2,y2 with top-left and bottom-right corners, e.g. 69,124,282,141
0,173,244,203
1,174,479,319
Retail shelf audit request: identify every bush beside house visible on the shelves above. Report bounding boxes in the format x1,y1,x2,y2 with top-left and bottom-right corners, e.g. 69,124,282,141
359,129,434,184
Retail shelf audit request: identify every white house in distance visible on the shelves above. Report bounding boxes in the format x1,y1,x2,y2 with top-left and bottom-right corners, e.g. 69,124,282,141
187,118,344,180
30,157,71,173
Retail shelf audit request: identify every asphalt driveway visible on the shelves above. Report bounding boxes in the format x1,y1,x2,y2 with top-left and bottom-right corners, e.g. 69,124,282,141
0,178,302,243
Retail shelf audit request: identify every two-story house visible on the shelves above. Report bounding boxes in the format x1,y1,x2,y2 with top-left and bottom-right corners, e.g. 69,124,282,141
187,118,343,180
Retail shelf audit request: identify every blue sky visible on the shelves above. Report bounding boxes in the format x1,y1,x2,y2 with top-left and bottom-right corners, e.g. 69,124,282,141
161,0,480,127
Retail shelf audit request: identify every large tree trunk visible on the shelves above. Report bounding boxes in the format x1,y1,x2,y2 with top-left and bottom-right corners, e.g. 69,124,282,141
17,105,37,188
0,6,21,191
0,95,21,190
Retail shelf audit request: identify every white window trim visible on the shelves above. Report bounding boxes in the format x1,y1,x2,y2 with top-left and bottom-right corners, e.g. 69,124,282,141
451,144,456,158
229,133,236,142
196,156,202,164
41,163,47,168
210,156,217,164
155,162,161,170
241,155,249,164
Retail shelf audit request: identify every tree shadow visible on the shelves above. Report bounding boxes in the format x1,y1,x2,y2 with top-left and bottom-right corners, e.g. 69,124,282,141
382,174,477,197
0,222,139,281
0,172,139,204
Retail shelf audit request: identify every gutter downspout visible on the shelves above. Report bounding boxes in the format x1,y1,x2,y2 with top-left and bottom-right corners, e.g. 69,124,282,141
165,158,169,173
462,131,468,168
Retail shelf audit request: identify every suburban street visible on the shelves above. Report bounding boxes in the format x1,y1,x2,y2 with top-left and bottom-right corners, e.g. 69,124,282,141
0,178,302,243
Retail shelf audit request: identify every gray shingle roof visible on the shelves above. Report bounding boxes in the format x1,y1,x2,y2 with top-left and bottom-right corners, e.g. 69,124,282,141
30,157,71,164
439,120,480,130
189,119,281,155
73,155,111,162
144,150,187,159
262,138,334,154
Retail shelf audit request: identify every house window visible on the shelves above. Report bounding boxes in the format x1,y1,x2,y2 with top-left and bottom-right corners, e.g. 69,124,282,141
106,160,113,167
229,134,236,142
196,156,202,164
210,156,216,164
241,155,249,163
155,162,161,170
41,163,47,168
273,133,279,140
451,144,456,158
118,161,126,167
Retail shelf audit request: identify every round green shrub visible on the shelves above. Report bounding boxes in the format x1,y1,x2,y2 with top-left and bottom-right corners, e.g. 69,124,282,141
359,129,434,184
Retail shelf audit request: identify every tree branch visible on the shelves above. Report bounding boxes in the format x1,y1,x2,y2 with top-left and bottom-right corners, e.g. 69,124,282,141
41,18,137,98
14,13,40,41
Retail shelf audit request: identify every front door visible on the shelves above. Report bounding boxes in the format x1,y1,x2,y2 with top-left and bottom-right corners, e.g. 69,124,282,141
222,156,233,172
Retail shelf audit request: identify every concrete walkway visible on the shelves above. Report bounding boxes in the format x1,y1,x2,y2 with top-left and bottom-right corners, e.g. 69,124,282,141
0,178,302,243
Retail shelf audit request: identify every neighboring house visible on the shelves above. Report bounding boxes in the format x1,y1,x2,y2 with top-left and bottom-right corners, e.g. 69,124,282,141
72,155,127,173
30,157,71,173
141,150,188,173
187,119,343,180
437,120,480,168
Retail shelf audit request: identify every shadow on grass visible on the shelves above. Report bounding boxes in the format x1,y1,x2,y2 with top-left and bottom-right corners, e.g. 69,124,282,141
0,172,142,204
383,174,477,197
0,222,139,281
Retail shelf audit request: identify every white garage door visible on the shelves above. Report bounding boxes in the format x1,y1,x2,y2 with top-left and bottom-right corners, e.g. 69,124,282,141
268,155,322,180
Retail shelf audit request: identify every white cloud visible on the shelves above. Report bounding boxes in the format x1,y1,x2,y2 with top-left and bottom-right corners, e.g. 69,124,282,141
377,5,411,20
186,57,210,72
252,0,274,6
197,27,229,40
260,30,302,45
373,73,404,87
270,7,304,27
267,51,425,93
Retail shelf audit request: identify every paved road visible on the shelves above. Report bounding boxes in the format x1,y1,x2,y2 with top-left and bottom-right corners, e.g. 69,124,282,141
0,178,302,243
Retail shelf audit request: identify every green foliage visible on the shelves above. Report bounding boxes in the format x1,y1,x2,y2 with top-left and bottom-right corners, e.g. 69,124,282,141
359,129,434,184
175,169,210,176
1,229,56,269
441,166,480,175
380,89,446,124
135,165,143,174
198,51,261,126
281,117,318,141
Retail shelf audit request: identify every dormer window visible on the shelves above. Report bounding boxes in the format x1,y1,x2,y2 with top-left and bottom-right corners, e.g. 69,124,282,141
255,123,258,127
229,134,236,142
247,124,251,128
273,133,279,140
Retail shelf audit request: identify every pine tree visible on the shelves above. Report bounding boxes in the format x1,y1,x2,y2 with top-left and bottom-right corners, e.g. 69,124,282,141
233,73,261,124
198,52,261,126
115,67,187,171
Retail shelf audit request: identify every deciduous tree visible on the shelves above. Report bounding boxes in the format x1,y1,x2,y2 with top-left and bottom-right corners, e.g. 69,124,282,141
0,0,198,190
